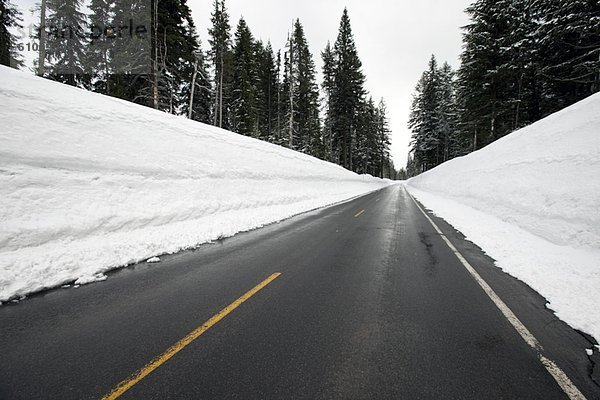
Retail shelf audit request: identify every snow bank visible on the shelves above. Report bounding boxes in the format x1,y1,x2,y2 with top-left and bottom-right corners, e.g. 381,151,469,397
0,66,390,301
407,92,600,342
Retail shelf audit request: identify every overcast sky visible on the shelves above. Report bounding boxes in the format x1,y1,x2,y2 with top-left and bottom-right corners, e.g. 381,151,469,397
190,0,473,168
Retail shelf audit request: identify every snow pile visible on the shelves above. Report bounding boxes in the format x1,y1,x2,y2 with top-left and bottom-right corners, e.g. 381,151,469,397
407,92,600,342
0,66,390,302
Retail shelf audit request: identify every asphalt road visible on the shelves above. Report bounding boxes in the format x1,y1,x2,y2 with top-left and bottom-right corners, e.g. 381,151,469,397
0,185,598,399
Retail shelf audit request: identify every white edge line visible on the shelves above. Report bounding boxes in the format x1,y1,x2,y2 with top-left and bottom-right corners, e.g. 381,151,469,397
405,187,587,400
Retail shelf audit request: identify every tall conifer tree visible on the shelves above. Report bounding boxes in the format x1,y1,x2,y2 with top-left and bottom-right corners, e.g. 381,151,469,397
291,19,321,155
331,8,365,171
208,0,232,128
321,41,336,161
255,41,278,141
231,17,258,136
85,0,112,94
45,0,87,86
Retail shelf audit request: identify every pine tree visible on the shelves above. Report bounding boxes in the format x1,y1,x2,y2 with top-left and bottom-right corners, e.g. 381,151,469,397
437,62,463,161
291,19,321,156
281,27,298,149
455,0,598,155
536,0,600,113
104,0,205,117
353,97,377,174
208,0,232,128
331,8,366,171
321,41,336,161
44,0,87,86
230,17,258,136
500,0,542,129
282,29,296,148
101,0,150,104
85,0,112,94
255,41,278,141
409,56,440,171
0,0,23,68
375,99,392,178
457,0,510,149
406,153,420,178
274,49,284,145
151,0,201,113
410,57,463,172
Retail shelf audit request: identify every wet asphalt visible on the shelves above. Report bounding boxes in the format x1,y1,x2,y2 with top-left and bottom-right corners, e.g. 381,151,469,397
0,184,598,399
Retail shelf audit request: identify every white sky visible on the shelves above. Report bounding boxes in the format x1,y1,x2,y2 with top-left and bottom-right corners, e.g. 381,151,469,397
13,0,472,168
190,0,473,168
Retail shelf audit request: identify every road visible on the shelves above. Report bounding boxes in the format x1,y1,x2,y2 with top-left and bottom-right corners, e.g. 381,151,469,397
0,185,598,399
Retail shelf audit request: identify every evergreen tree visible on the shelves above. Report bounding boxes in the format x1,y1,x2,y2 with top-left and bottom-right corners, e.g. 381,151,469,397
0,0,23,68
208,0,232,128
274,49,285,145
45,0,87,86
457,0,511,149
353,97,378,174
230,17,258,136
536,0,600,113
85,0,112,94
105,0,204,117
437,62,463,161
405,153,420,178
456,0,598,152
500,0,542,129
375,98,392,177
281,29,296,148
321,41,336,161
331,8,366,171
409,55,440,171
409,56,462,172
255,41,278,141
102,0,150,104
383,158,397,180
151,0,201,113
291,19,321,155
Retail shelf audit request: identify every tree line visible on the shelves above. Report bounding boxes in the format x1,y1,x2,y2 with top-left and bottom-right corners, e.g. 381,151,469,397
407,0,599,176
0,0,396,179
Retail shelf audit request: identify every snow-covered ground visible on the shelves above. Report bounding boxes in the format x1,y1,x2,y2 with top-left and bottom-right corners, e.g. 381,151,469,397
0,66,391,302
407,92,600,343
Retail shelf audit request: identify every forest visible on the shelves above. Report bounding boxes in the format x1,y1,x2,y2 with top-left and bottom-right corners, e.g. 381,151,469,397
407,0,599,176
1,0,598,179
0,0,396,179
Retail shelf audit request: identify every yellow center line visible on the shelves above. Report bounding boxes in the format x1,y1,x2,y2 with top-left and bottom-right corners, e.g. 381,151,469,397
354,209,365,218
101,272,282,400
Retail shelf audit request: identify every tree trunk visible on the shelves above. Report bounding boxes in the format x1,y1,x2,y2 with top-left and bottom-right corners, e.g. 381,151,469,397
169,88,173,113
267,74,272,137
38,0,46,77
515,72,524,130
288,37,294,148
151,0,159,109
188,59,198,119
277,77,281,142
219,53,224,128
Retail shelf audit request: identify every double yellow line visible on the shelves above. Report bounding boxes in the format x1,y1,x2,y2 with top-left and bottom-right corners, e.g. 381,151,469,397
102,272,282,400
